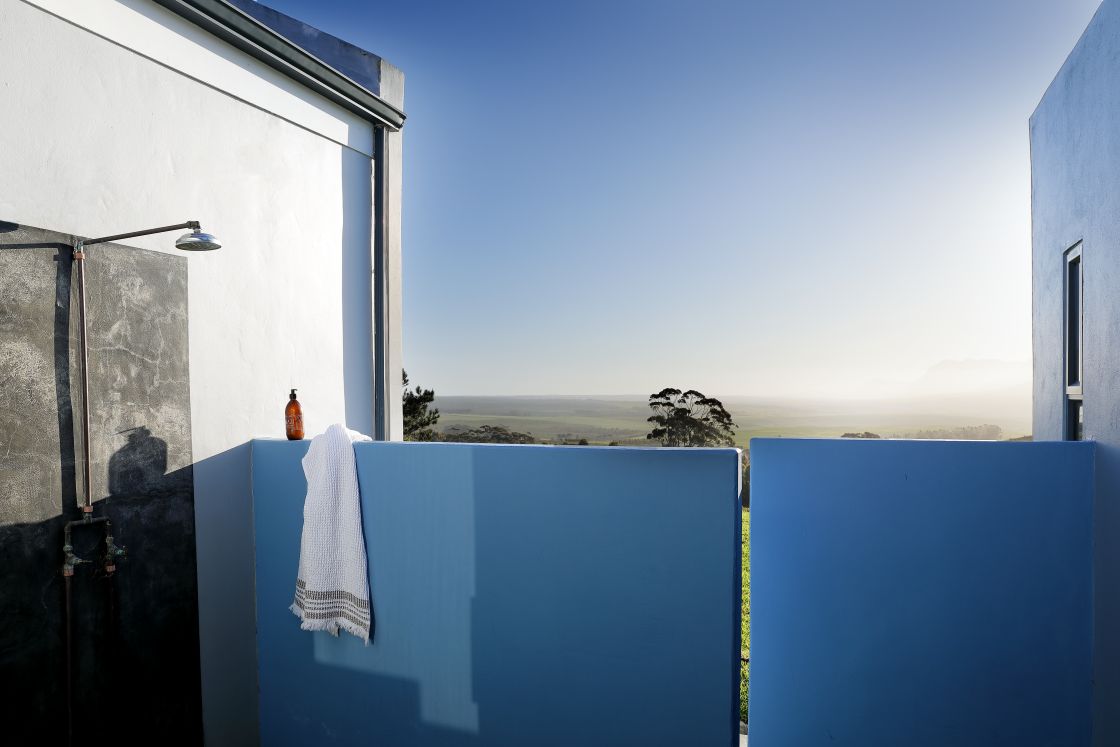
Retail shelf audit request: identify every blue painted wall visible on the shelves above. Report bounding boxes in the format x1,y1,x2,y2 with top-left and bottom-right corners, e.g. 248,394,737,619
252,440,741,746
1032,4,1120,741
750,439,1094,746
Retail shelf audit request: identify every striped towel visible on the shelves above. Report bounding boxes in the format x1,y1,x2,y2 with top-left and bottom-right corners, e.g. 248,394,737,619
290,424,373,642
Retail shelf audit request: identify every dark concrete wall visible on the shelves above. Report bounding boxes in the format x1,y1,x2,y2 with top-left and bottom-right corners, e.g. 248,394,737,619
0,221,201,743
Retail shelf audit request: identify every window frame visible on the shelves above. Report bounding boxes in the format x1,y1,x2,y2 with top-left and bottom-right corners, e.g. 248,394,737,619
1064,242,1084,440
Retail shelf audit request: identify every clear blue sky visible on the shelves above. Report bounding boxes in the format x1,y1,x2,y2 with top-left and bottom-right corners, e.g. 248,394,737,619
266,0,1099,397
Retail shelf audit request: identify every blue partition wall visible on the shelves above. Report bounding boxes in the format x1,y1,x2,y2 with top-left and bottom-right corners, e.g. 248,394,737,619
251,440,742,746
749,439,1094,746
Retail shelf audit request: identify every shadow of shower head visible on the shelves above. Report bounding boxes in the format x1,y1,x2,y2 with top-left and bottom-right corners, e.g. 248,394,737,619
174,229,221,252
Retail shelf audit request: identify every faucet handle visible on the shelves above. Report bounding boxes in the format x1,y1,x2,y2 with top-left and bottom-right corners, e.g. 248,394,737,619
62,544,90,577
103,535,127,573
105,535,127,557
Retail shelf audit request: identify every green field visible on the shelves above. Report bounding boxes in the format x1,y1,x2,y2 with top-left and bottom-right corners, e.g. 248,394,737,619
435,396,653,444
433,394,1031,448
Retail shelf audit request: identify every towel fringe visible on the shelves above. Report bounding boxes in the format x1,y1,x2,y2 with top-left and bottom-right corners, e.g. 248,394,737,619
290,602,371,645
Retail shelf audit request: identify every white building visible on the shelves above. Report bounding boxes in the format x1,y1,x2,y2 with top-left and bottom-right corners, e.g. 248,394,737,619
0,1,405,743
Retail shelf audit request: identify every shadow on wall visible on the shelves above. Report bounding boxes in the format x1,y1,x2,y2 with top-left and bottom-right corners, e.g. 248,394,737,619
304,630,483,745
190,440,262,747
253,442,740,746
109,426,189,499
0,221,202,743
340,148,375,433
0,438,201,745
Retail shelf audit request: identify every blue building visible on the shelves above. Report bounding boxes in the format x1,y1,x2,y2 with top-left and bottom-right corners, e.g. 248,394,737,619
1031,2,1120,741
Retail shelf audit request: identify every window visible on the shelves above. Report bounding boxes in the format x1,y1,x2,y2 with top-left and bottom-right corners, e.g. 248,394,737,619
1065,243,1083,440
1067,399,1084,442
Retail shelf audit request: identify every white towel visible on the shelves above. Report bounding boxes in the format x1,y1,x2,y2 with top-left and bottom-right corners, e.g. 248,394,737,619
290,423,373,642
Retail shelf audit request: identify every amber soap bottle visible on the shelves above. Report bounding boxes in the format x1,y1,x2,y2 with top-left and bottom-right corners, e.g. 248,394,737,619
285,389,304,440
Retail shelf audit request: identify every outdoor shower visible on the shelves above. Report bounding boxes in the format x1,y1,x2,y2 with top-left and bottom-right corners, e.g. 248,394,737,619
71,221,220,516
63,221,220,746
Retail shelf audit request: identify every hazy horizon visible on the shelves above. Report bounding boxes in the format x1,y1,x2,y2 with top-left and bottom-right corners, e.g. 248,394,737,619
426,357,1030,400
426,356,1033,443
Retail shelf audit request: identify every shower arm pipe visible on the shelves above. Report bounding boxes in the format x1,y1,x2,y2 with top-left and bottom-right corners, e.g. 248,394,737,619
78,221,200,248
71,220,201,514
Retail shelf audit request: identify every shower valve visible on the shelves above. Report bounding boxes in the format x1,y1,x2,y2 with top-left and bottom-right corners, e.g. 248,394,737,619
62,544,89,577
103,535,127,573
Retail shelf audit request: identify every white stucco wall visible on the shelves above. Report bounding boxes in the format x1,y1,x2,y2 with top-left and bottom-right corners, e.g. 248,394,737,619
0,0,401,742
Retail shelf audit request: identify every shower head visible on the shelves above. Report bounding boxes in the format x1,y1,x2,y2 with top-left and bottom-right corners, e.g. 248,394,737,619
174,230,221,252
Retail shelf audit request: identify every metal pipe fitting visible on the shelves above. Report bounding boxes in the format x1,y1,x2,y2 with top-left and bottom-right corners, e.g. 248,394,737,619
103,531,126,574
61,515,110,575
62,543,89,577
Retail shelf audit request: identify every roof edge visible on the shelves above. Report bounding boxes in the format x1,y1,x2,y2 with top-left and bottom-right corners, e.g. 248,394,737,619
151,0,405,130
1030,1,1106,124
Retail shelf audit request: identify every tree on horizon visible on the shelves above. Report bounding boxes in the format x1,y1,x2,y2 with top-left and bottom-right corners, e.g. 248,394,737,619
403,370,440,441
646,388,737,447
442,425,536,444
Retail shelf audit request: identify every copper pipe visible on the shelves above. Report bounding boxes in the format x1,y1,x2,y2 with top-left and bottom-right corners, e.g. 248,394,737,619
105,568,118,706
64,573,73,747
73,245,93,514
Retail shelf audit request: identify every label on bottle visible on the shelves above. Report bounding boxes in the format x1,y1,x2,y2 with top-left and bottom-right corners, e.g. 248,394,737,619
286,409,304,439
